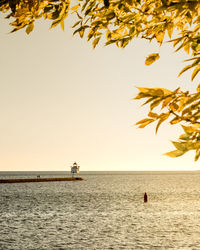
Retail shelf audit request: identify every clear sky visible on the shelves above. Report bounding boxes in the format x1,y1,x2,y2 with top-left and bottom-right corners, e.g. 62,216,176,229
0,14,199,171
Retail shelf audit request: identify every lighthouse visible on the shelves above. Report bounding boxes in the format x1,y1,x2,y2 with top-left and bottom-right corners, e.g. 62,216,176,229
70,162,80,177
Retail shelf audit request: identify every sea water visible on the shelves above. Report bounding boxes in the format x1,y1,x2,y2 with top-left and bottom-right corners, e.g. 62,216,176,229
1,171,200,249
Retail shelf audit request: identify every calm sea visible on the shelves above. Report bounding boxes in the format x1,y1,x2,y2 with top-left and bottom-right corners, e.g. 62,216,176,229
1,171,200,249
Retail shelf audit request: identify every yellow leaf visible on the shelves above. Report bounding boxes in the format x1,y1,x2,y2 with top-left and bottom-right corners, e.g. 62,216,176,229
92,37,101,49
169,102,179,111
148,112,158,118
179,134,189,141
178,64,193,77
195,148,200,161
182,106,191,115
79,28,84,38
173,38,182,47
134,92,149,99
156,31,164,43
71,4,79,11
50,19,61,29
136,87,150,93
150,99,162,110
178,97,190,111
60,20,64,31
160,88,173,96
162,96,172,109
136,118,154,125
171,141,187,151
155,113,170,133
167,23,173,38
136,87,172,97
138,120,154,128
106,29,111,40
164,150,185,158
191,65,200,81
182,125,195,135
145,53,160,66
184,43,190,54
170,117,181,124
153,89,164,96
26,23,34,35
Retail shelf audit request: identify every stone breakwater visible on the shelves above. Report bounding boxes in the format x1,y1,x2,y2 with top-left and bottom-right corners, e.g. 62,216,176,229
0,177,84,184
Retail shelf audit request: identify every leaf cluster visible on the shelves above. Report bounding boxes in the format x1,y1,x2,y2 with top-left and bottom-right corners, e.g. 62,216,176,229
1,0,200,77
71,0,200,78
0,0,70,33
135,86,200,160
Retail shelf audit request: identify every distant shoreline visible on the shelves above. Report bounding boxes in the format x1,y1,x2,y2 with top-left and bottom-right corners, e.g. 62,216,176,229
0,177,84,184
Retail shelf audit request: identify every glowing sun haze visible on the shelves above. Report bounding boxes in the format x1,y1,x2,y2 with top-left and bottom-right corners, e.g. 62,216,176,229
0,16,199,171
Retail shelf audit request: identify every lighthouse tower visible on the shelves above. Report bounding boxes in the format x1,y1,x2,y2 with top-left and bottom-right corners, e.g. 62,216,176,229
70,162,80,177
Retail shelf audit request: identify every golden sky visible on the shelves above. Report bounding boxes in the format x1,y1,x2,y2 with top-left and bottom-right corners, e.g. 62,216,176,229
0,15,199,171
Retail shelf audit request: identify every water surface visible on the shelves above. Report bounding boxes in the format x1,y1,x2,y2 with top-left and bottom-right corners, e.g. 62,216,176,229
1,171,200,249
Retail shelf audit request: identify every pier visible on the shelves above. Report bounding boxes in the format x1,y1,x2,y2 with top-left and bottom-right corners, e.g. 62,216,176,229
0,177,84,184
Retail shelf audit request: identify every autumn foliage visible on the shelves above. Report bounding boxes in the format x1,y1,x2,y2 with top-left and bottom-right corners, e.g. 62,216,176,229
1,0,200,160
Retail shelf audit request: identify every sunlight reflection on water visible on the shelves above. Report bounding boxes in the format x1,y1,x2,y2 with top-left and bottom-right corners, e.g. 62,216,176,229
1,172,200,249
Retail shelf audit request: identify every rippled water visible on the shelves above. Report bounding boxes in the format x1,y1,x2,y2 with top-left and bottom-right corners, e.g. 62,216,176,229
1,171,200,249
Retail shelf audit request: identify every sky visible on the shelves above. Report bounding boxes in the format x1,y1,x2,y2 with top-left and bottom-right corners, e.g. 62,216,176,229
0,13,199,171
